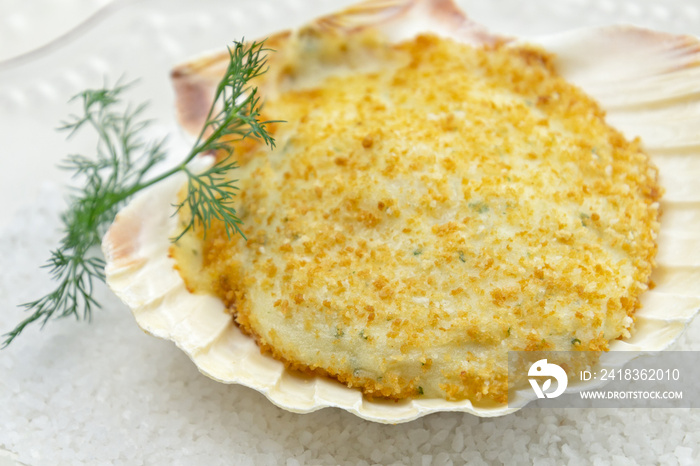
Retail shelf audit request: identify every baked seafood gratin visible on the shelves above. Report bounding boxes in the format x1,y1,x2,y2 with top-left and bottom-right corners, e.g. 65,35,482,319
172,31,661,403
103,0,700,421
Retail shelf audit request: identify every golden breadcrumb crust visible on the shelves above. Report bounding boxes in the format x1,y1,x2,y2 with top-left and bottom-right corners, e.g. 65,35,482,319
172,33,662,403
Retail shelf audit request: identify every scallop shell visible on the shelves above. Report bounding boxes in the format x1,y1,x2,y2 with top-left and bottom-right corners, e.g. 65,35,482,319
102,0,700,423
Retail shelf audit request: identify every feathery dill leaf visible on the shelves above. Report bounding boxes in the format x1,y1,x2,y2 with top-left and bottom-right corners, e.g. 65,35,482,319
174,159,245,242
3,39,276,348
171,40,278,241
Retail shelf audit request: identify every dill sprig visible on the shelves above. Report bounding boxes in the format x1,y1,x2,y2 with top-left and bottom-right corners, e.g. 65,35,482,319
173,39,275,241
2,39,276,348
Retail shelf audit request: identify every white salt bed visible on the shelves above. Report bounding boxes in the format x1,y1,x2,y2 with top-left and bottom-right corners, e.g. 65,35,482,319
1,184,699,465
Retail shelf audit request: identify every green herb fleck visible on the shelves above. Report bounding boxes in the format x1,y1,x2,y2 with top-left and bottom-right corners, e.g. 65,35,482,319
572,338,581,345
359,329,368,340
334,327,344,339
458,251,466,263
417,386,424,395
469,201,489,214
413,249,422,256
580,213,590,227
